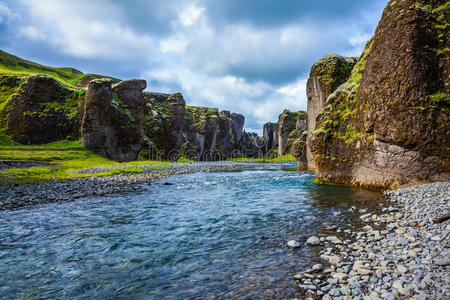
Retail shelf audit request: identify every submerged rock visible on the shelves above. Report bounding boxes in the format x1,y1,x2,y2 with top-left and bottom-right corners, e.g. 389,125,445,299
287,240,301,248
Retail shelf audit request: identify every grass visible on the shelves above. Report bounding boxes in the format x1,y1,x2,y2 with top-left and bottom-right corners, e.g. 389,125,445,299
0,49,119,88
229,153,296,163
0,139,168,184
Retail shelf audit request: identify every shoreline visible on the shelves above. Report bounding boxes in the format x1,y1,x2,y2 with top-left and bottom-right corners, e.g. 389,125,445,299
294,181,449,299
0,161,285,211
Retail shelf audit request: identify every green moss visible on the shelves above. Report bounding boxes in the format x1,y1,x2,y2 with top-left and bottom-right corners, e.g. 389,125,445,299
111,96,135,121
313,178,324,185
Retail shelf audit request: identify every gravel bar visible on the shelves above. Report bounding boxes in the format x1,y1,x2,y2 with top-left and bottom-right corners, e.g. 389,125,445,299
294,182,449,299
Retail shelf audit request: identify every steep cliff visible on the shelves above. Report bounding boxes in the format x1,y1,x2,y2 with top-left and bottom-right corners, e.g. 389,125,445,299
81,79,146,161
143,92,247,160
263,109,307,162
310,0,450,188
3,75,85,144
305,54,357,169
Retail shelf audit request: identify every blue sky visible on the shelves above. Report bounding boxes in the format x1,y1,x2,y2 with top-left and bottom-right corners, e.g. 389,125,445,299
0,0,387,133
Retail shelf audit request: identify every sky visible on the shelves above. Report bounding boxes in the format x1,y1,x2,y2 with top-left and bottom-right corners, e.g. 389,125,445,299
0,0,387,134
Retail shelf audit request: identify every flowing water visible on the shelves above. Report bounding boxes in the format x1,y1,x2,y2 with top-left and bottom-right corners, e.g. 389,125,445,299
0,163,384,299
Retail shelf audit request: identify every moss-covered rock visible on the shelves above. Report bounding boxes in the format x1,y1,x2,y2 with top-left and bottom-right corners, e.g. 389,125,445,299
310,0,450,188
81,79,146,161
3,75,84,144
306,54,358,169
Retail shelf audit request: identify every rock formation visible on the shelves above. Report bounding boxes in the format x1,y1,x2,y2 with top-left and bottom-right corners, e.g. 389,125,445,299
143,92,247,160
81,79,146,161
4,75,84,144
264,110,308,162
263,122,275,154
290,112,308,168
305,54,357,169
310,0,450,188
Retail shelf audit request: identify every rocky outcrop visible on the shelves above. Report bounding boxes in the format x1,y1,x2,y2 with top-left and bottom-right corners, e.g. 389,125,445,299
267,110,307,160
143,92,186,159
305,54,357,169
143,93,247,160
81,79,146,161
4,75,84,144
310,0,450,188
290,112,308,167
263,122,275,153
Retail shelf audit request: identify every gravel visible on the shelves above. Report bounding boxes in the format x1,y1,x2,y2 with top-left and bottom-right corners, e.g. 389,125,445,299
0,160,59,171
294,182,449,299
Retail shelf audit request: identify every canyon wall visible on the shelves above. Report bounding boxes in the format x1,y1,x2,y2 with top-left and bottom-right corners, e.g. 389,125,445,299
309,0,450,188
305,55,357,169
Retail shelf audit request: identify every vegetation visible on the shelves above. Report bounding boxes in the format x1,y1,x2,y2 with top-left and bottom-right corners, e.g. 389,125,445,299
0,139,168,184
229,153,296,163
0,50,119,87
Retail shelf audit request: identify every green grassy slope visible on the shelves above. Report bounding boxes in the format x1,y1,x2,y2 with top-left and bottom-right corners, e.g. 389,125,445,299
0,49,119,87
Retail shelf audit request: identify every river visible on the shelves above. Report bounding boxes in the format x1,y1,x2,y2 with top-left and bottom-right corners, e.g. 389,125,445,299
0,163,383,299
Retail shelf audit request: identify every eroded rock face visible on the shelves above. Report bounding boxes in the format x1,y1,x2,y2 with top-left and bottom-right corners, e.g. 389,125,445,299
81,79,146,161
306,54,357,169
310,0,450,188
290,112,308,168
5,75,84,144
143,94,246,160
263,122,275,154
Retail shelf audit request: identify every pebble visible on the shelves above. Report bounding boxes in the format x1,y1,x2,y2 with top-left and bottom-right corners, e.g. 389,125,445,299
293,182,449,299
287,240,301,248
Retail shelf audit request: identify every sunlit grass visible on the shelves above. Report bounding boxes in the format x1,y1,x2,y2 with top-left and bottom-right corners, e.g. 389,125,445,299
229,153,296,163
0,139,169,184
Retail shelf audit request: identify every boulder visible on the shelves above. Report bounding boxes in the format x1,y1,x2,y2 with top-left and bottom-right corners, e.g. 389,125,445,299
81,79,146,161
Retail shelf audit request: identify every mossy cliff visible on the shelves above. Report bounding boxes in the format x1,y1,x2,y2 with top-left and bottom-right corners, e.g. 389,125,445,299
0,50,251,162
81,79,146,162
1,75,85,144
310,0,450,188
263,109,307,162
305,54,358,169
143,92,247,160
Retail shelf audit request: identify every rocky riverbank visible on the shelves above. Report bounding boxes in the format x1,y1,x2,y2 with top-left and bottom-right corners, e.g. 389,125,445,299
0,161,267,210
293,182,449,299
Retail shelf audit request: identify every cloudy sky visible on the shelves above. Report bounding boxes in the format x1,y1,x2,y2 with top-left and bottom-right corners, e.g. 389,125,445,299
0,0,387,133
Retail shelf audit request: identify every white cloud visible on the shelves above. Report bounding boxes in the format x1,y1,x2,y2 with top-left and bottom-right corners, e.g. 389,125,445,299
18,25,47,41
19,0,157,59
178,5,205,27
0,2,16,23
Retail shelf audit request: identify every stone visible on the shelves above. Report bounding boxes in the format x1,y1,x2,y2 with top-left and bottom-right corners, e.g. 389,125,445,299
287,240,301,248
329,255,341,265
331,272,348,281
435,258,450,266
312,264,323,271
397,265,407,274
326,236,343,244
306,236,321,245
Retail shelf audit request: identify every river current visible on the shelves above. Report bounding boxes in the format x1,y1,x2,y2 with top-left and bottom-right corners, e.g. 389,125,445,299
0,163,382,299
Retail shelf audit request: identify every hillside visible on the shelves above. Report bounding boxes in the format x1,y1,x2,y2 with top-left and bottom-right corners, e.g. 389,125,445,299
0,50,119,87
